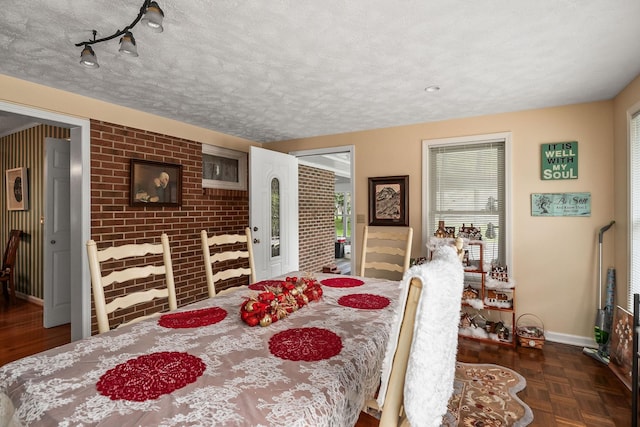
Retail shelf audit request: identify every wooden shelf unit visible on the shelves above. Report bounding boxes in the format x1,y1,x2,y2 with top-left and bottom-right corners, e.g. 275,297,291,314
431,238,516,348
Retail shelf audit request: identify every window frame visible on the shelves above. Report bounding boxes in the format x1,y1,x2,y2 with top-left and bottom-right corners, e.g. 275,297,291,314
627,103,640,310
421,132,513,270
334,191,351,241
202,145,248,191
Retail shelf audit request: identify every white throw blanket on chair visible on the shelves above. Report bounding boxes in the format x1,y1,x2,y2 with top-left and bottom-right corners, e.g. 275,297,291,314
404,245,464,426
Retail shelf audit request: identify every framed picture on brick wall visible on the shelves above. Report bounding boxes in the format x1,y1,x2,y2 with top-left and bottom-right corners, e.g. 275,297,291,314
130,159,182,207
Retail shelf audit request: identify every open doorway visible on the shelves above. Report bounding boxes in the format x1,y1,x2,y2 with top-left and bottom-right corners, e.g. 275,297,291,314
290,146,355,275
0,101,91,341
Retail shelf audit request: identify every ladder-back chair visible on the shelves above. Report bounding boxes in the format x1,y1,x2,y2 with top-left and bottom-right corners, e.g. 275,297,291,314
0,230,22,303
364,275,423,426
359,226,413,280
366,244,464,426
201,227,256,297
86,233,177,334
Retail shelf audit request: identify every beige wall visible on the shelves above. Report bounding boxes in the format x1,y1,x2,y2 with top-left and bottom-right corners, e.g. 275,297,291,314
613,74,640,310
268,101,617,342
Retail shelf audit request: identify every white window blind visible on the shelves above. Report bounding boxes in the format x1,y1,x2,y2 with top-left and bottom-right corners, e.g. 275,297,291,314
428,140,506,265
629,110,640,310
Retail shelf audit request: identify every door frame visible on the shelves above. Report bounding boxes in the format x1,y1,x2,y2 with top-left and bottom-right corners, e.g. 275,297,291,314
289,145,356,275
0,101,91,341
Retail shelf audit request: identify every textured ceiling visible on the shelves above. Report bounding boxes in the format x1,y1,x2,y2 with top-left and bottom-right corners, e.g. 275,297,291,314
1,1,640,143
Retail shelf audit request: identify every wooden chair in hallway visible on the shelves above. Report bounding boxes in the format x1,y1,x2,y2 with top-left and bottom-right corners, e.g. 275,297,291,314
86,233,177,334
201,228,256,297
0,230,22,303
359,226,413,280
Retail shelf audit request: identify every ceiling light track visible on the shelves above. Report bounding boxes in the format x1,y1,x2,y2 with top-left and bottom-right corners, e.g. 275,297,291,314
74,0,164,69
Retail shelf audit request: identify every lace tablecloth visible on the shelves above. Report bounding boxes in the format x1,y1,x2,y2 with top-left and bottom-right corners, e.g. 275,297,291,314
0,272,401,427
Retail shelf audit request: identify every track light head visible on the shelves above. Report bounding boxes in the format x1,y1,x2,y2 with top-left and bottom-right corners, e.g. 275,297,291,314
79,45,99,68
119,31,138,57
141,1,165,33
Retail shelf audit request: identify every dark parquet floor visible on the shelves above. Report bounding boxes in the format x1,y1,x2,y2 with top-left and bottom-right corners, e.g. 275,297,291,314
358,338,633,426
1,300,634,426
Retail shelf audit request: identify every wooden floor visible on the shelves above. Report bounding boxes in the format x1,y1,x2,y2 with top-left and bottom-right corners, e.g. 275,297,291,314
1,300,634,426
357,338,633,427
336,257,352,275
0,298,70,367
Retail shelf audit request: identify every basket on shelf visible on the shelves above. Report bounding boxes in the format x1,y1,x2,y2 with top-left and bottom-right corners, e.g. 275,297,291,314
516,313,545,349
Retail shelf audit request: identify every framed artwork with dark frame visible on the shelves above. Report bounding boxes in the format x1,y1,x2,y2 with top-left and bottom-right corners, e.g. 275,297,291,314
368,175,409,226
130,159,182,207
5,167,29,211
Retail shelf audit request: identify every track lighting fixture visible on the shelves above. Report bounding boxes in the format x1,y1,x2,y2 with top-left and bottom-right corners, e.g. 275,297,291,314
75,0,164,68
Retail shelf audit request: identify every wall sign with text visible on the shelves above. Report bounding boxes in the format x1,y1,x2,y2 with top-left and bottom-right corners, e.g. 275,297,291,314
541,141,578,180
531,192,591,217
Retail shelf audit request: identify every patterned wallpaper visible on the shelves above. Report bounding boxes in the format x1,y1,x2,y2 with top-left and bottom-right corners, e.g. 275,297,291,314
1,125,70,299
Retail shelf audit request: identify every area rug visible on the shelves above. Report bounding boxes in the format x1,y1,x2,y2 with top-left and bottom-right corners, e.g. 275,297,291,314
441,362,534,426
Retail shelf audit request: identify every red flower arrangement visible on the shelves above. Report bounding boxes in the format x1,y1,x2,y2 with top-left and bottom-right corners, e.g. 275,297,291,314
240,276,323,327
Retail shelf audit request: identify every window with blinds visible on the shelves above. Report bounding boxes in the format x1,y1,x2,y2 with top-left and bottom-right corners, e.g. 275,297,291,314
629,111,640,310
426,137,507,266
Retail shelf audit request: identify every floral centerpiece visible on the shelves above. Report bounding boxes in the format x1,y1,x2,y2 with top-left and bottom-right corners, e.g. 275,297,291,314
240,276,323,326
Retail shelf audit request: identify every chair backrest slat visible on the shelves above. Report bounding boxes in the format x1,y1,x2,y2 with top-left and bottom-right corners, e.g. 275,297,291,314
96,241,164,262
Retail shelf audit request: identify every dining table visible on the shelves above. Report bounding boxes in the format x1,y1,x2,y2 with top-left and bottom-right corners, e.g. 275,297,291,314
0,272,402,427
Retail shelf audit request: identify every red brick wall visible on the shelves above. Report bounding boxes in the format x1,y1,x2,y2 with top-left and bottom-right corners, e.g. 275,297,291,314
89,120,249,333
298,165,335,272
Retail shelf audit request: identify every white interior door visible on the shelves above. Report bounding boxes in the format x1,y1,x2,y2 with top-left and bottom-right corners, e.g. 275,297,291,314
44,137,71,328
250,147,298,281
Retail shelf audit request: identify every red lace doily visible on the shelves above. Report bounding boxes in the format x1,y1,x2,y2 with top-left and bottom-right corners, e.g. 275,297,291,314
269,327,342,361
248,280,285,291
338,293,390,310
320,277,364,288
158,307,227,328
96,351,205,401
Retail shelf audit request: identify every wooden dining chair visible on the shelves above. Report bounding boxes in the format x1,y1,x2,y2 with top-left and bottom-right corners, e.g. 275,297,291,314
365,244,464,426
363,275,423,426
0,230,22,303
86,233,178,334
201,227,256,297
359,226,413,280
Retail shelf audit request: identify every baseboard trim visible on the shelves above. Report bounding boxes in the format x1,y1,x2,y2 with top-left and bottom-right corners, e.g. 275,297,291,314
15,292,43,306
545,330,596,348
